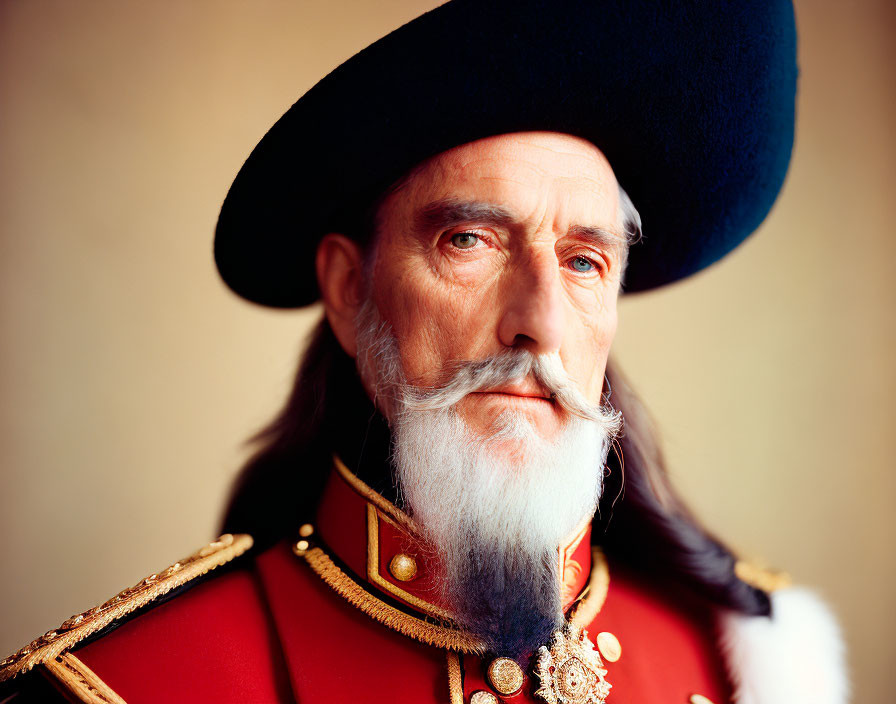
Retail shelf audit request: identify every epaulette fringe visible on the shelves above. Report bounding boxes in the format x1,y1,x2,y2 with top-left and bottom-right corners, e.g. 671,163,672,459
0,533,253,683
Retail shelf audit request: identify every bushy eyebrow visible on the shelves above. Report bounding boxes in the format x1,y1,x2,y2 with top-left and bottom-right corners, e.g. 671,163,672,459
413,197,626,254
413,198,516,235
567,224,628,253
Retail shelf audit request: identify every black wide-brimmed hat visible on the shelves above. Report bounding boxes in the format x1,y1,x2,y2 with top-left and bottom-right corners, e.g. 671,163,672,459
215,0,797,308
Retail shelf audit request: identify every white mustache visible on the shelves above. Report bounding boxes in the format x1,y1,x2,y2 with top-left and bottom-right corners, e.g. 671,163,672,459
400,349,621,426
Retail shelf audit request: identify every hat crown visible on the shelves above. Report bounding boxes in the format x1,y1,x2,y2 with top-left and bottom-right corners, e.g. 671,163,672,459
215,0,797,307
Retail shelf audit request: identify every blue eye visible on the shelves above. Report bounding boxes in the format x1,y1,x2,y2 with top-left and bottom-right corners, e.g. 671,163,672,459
570,256,595,272
451,232,479,249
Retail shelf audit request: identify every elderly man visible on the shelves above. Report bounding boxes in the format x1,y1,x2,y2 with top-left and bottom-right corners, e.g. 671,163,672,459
0,1,847,703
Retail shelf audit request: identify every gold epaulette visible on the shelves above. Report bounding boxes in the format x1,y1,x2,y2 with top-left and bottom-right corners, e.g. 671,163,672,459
0,533,254,685
734,557,792,593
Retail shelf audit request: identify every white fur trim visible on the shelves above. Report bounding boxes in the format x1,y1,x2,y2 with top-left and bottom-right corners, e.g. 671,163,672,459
718,587,849,704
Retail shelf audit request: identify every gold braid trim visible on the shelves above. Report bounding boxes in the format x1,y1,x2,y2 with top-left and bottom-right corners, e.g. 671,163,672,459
446,651,464,704
569,547,611,629
366,504,456,621
43,653,127,704
299,545,487,654
333,455,419,532
0,533,253,683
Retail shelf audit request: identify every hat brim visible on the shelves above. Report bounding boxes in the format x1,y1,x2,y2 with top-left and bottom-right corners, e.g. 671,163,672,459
215,0,797,308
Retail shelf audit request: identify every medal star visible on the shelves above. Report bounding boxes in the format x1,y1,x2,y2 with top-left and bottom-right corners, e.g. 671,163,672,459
533,624,612,704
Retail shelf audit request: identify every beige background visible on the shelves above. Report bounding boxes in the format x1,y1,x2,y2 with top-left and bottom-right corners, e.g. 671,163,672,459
1,0,893,700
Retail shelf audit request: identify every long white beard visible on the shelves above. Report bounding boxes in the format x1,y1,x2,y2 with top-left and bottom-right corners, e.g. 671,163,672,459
354,297,622,656
394,409,608,571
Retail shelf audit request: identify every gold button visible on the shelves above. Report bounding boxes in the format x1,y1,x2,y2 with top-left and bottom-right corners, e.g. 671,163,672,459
690,695,715,704
294,539,310,555
596,631,622,662
487,657,525,695
469,691,500,704
389,553,418,581
298,523,314,537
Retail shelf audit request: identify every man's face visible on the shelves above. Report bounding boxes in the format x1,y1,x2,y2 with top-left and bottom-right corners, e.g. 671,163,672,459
368,131,624,439
338,132,626,653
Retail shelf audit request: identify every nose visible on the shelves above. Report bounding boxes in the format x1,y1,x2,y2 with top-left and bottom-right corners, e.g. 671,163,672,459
496,249,565,353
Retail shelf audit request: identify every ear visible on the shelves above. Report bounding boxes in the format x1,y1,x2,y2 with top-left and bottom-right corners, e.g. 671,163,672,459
315,233,365,358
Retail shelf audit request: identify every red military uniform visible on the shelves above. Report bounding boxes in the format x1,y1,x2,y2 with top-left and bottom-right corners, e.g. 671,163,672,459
1,458,738,703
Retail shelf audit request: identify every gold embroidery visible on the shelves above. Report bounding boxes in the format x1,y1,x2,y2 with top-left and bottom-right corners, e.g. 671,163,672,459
299,543,487,653
0,534,253,683
561,558,584,604
441,552,612,704
366,504,455,620
329,457,614,702
336,457,609,627
534,623,612,704
43,652,127,704
559,520,589,605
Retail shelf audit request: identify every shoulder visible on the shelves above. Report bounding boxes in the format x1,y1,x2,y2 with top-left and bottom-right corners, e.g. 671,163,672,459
725,560,849,703
720,561,849,704
595,554,849,704
0,534,289,703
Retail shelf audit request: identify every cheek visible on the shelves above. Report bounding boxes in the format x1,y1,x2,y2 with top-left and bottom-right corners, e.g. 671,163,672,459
565,294,618,399
373,268,500,383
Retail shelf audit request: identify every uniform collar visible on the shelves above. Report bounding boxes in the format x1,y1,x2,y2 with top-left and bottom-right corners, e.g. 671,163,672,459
312,455,596,622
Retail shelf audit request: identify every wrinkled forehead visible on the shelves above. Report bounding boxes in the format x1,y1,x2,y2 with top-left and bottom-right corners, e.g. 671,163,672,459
377,131,622,235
